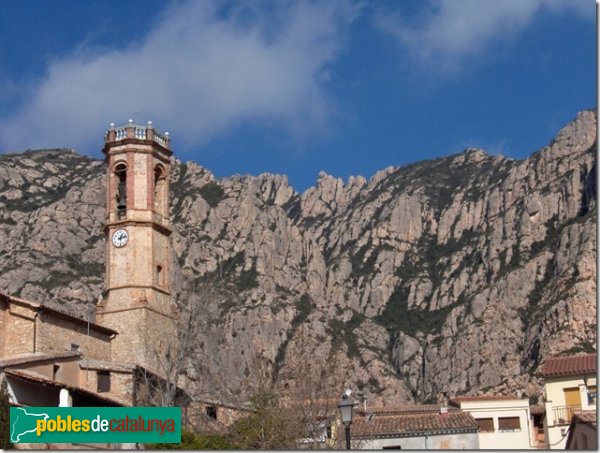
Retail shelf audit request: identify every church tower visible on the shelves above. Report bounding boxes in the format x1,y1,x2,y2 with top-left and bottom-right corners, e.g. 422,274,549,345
96,120,177,372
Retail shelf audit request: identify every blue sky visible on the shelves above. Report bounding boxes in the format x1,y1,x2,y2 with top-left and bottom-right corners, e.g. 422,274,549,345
0,0,595,192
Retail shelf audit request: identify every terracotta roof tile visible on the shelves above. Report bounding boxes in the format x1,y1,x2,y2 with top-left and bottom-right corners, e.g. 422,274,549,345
0,292,118,336
541,353,596,377
352,411,478,439
357,404,459,416
4,369,127,407
449,395,523,405
0,351,81,368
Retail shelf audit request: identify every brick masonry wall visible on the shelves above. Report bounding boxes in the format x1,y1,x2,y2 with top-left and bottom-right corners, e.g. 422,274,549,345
37,314,111,361
101,307,147,366
4,304,35,355
15,358,80,386
79,368,135,405
184,400,251,431
101,305,177,374
0,304,6,355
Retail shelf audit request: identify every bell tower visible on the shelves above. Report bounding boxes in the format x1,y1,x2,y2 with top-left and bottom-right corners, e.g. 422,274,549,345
96,120,177,371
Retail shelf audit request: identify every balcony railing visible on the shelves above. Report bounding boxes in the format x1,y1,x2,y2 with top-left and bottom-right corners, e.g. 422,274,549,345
552,405,581,425
105,121,170,147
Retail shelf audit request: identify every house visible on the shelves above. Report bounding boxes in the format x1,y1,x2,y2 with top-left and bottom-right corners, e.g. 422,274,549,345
541,353,597,449
449,395,537,449
350,404,479,449
0,293,130,407
565,410,597,450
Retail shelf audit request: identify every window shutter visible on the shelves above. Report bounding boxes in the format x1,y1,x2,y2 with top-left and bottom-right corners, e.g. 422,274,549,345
476,418,494,432
498,417,521,431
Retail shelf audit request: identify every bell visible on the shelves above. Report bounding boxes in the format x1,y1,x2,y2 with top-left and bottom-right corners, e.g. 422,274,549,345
117,182,127,210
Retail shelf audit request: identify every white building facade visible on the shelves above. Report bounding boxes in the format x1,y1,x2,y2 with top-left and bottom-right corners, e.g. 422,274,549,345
449,395,536,449
541,353,596,449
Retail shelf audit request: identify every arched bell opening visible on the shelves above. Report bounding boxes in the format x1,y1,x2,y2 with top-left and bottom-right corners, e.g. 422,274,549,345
114,163,127,218
154,164,167,217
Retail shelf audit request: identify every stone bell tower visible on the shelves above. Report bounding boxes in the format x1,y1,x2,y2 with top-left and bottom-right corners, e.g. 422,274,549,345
96,120,177,371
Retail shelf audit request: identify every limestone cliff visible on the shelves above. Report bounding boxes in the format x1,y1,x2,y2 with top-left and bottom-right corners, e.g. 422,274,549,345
0,110,596,405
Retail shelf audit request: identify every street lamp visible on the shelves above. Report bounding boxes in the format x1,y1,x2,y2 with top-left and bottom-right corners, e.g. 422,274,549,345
338,389,354,450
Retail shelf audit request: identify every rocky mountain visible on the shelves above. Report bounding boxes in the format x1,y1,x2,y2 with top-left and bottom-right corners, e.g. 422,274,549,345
0,110,596,406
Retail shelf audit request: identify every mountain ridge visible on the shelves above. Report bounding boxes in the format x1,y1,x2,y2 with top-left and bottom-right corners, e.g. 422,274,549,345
0,109,596,405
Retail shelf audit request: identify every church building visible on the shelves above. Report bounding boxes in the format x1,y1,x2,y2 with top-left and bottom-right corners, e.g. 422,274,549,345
1,121,184,410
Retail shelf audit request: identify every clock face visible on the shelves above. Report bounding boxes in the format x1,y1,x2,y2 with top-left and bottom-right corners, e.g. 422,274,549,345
112,229,129,247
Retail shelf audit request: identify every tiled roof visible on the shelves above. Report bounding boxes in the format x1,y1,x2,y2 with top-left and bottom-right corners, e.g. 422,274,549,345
79,360,136,372
0,351,81,368
449,395,522,405
357,404,459,416
0,292,118,336
4,369,127,407
352,411,478,439
572,411,597,430
541,353,596,377
194,398,254,413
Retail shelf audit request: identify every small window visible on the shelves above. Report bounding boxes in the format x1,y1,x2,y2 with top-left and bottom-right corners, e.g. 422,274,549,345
206,405,217,420
476,418,495,432
71,343,79,352
498,416,521,431
53,364,60,380
382,446,402,450
97,371,111,393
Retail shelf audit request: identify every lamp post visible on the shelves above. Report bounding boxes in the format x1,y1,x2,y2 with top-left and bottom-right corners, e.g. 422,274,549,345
338,390,354,450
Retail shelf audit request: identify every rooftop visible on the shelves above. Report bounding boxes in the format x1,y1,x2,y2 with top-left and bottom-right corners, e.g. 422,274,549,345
0,351,81,368
449,394,526,406
105,120,170,149
0,292,118,336
541,353,596,378
352,411,478,439
5,369,127,407
357,404,459,416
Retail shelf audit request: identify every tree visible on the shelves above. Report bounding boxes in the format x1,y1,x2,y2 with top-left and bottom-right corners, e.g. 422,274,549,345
136,276,234,434
0,376,13,450
229,386,303,449
276,329,346,449
148,429,233,450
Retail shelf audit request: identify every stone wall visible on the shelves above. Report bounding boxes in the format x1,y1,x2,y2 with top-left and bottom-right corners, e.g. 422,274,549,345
101,305,176,374
79,367,135,405
16,357,80,387
3,303,35,355
183,400,252,431
37,312,111,361
0,303,6,355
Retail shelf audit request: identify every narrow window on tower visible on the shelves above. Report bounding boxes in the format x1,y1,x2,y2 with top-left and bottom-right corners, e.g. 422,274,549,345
154,165,166,217
115,163,127,217
156,265,163,288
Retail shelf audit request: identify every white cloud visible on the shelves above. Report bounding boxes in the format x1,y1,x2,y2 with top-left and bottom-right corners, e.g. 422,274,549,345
376,0,594,73
0,0,357,153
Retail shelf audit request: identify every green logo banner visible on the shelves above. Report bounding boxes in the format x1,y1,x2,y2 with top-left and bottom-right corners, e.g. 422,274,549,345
10,407,181,444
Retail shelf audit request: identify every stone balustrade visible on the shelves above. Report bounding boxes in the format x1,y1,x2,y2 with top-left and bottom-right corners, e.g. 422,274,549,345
105,120,170,148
